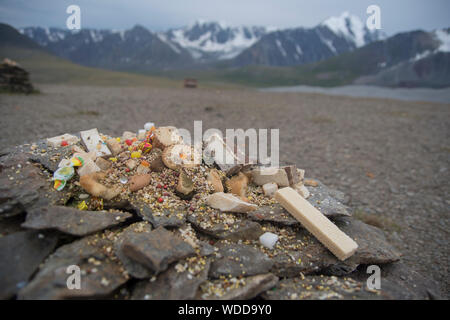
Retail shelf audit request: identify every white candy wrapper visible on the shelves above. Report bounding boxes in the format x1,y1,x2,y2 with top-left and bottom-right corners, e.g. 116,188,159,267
144,122,155,131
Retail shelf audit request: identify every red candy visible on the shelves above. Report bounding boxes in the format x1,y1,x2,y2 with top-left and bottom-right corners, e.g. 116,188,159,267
157,197,164,203
125,139,132,146
61,140,68,147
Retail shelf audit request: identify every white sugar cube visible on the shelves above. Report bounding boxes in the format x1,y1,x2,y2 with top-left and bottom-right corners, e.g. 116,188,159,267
259,232,279,249
262,182,278,197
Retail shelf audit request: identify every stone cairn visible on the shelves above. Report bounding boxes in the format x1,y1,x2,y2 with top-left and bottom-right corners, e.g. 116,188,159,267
0,58,34,94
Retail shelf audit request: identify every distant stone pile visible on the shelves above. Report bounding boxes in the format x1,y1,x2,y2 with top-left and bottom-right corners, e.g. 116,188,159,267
0,58,34,94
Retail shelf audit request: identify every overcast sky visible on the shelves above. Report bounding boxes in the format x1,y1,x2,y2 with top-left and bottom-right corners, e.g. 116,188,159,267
0,0,449,35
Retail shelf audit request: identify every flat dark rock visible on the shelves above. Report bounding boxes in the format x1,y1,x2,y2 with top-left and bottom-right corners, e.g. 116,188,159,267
261,276,386,300
349,262,444,300
0,153,73,218
114,222,154,279
18,234,128,299
132,200,187,228
267,228,342,277
29,140,77,173
247,184,350,227
247,203,300,227
199,273,279,300
261,218,399,278
0,230,58,299
188,210,263,241
306,181,351,217
209,242,273,278
132,257,211,300
22,206,132,236
121,226,195,274
336,218,401,265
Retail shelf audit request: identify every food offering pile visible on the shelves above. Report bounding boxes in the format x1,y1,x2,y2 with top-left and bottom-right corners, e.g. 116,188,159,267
0,124,401,300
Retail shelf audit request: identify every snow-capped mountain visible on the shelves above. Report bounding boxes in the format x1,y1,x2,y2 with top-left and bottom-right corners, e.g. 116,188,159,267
20,25,194,71
22,12,442,73
321,11,384,48
158,20,275,61
232,12,386,67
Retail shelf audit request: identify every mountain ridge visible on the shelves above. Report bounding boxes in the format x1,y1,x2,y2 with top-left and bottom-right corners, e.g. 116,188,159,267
18,12,384,70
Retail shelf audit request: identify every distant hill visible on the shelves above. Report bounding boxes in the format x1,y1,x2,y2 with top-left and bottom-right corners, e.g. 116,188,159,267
0,23,180,87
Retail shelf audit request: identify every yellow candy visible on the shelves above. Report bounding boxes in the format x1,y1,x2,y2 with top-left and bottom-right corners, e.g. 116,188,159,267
77,201,88,211
109,157,117,162
131,151,141,159
116,137,121,142
70,156,84,167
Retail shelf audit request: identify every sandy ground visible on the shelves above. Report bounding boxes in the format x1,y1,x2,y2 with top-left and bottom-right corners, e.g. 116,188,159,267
1,84,449,297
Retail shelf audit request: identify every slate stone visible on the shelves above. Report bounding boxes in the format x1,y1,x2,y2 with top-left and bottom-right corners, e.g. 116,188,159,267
188,209,263,241
261,276,386,300
199,273,278,300
337,218,401,265
22,206,132,236
247,203,299,227
131,200,186,228
209,243,273,278
29,141,76,173
198,241,217,257
114,222,154,279
0,152,72,218
18,234,128,299
121,226,195,274
247,184,350,228
268,229,341,278
267,218,400,278
0,230,58,299
132,258,211,300
348,262,444,300
306,181,351,217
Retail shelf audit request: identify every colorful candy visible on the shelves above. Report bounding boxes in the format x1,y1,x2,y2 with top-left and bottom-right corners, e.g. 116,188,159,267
131,151,141,159
77,201,88,211
138,142,152,154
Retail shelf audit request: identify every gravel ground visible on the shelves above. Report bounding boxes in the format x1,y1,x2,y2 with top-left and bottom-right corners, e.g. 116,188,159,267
1,84,449,298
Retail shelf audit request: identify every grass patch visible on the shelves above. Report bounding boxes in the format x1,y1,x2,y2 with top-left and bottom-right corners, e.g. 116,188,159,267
310,115,335,124
0,87,40,95
353,208,402,232
76,110,100,116
51,110,100,119
0,45,182,88
383,111,420,119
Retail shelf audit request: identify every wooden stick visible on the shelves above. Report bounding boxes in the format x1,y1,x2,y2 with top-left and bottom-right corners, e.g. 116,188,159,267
275,187,358,261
